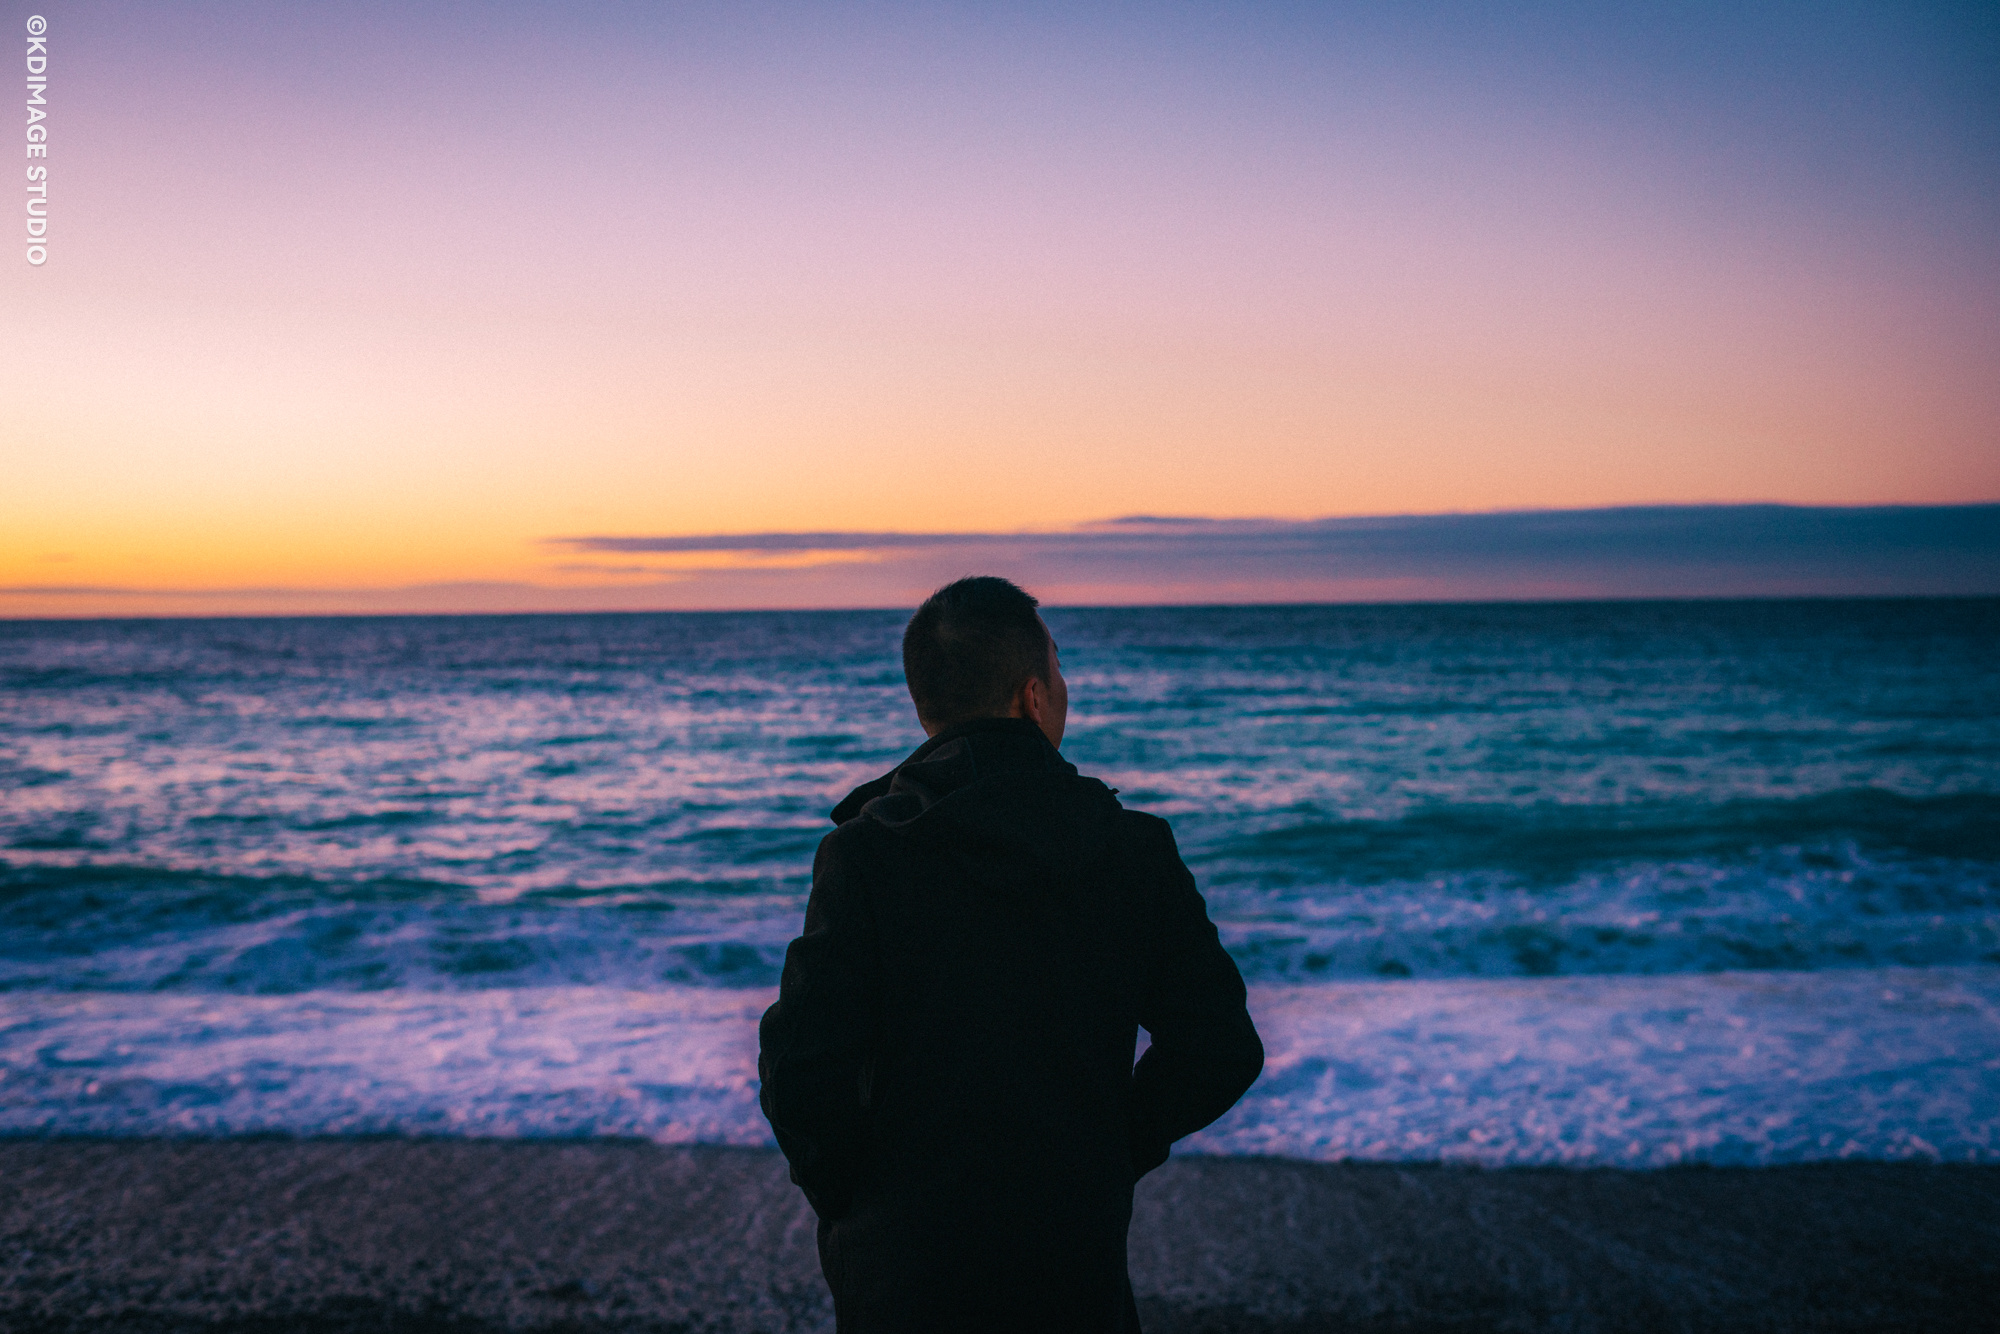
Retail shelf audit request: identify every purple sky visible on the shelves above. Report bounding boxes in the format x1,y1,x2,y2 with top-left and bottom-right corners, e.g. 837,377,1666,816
4,2,1996,613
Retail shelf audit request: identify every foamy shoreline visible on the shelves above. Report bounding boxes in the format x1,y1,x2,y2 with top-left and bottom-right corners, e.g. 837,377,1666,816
8,966,1996,1167
1,1139,1993,1332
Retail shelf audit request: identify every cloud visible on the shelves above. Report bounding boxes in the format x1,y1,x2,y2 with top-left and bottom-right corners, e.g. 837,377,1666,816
6,505,1995,619
541,504,2000,603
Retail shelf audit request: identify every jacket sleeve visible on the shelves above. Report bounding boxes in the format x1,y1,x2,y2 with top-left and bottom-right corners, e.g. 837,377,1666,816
757,830,879,1219
1130,818,1263,1179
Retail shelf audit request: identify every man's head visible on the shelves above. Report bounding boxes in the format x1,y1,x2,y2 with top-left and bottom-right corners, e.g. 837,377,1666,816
902,576,1068,745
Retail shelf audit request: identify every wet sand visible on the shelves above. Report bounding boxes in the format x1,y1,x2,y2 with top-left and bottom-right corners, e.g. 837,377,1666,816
0,1140,1993,1332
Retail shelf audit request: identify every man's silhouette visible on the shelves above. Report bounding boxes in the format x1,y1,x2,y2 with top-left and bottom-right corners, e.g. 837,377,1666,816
759,576,1263,1333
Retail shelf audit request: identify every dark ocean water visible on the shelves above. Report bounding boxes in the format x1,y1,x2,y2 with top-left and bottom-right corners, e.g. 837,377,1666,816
2,600,1997,1162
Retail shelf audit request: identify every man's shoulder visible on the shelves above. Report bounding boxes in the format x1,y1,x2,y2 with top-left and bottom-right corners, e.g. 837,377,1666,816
1104,801,1168,832
1062,773,1166,831
1102,803,1181,861
1059,775,1184,868
818,810,895,856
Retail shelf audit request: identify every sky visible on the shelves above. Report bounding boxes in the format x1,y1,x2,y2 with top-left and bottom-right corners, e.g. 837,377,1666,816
3,1,1997,614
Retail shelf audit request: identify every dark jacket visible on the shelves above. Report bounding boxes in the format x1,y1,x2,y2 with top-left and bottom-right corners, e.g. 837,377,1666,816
758,717,1263,1333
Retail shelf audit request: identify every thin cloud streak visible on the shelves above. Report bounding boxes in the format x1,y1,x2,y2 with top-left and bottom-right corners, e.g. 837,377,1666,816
6,505,1991,619
548,504,2000,589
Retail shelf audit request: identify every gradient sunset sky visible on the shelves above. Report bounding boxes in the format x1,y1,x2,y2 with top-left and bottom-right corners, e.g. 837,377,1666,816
4,1,1996,613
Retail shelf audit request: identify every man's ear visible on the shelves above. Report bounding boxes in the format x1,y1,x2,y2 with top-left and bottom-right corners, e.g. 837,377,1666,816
1015,674,1046,726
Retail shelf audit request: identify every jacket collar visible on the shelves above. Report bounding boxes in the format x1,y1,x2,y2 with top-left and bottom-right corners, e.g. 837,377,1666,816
829,717,1064,824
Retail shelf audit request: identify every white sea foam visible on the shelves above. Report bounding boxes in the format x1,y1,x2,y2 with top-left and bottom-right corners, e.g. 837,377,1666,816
1195,967,2000,1165
4,967,1995,1166
0,987,775,1144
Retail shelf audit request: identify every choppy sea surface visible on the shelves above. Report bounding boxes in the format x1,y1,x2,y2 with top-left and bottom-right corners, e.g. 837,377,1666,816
3,601,1996,1164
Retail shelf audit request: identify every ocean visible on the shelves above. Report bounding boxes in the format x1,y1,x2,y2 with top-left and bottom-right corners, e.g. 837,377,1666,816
2,599,1996,1165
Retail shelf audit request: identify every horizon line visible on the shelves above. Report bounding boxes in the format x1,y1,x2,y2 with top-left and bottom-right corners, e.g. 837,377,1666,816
7,502,1997,621
6,590,1998,627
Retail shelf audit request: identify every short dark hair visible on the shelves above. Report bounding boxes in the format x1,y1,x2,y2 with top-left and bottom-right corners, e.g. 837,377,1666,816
902,576,1052,730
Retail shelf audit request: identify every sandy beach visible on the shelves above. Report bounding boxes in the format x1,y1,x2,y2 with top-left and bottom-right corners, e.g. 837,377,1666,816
0,1141,1993,1332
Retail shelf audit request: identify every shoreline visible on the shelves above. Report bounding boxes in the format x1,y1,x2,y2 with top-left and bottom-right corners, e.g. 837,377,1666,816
10,967,1996,1164
1,1140,1994,1332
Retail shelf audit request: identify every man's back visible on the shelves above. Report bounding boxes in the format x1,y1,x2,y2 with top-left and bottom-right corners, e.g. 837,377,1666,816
759,718,1263,1333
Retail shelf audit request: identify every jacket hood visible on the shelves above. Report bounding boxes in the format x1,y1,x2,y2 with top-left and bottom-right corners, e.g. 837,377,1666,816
829,717,1124,899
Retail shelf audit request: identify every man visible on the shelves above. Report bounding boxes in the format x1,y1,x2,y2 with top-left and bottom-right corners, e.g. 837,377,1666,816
758,576,1263,1332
